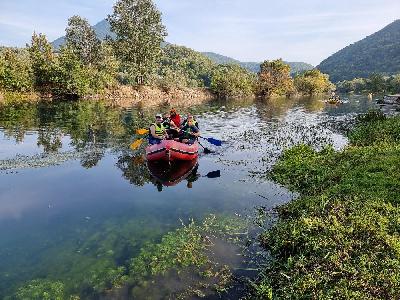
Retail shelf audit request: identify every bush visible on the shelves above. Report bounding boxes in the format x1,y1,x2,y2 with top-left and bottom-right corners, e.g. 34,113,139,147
294,69,334,95
255,114,400,299
210,64,256,99
0,48,33,92
159,44,215,88
256,59,295,98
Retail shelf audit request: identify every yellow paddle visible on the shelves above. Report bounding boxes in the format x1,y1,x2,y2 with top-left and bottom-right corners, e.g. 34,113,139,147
130,128,150,150
130,138,144,150
136,128,149,135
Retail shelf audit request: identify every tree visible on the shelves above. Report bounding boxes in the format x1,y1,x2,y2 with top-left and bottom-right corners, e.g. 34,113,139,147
367,73,387,93
210,64,256,99
387,74,400,94
157,44,215,89
51,46,94,98
65,15,101,66
0,48,33,92
28,32,55,91
108,0,167,85
257,59,294,98
294,69,334,95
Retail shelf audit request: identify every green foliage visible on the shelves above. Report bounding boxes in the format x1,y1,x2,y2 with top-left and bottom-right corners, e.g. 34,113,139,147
51,47,93,97
256,114,400,299
108,0,167,85
0,48,33,92
337,73,400,94
294,69,334,95
202,52,314,75
210,64,256,99
51,45,117,97
129,220,208,279
157,44,215,89
28,33,56,91
349,110,400,146
14,279,65,300
318,20,400,82
256,59,295,98
336,77,368,93
129,215,247,280
65,15,101,66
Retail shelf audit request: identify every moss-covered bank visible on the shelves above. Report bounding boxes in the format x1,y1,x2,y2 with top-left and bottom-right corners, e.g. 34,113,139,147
252,111,400,299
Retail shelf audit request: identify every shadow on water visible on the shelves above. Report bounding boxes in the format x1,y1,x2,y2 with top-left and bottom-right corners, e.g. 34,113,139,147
0,95,380,299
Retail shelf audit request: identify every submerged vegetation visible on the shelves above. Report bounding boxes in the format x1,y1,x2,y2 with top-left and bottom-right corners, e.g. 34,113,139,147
7,215,249,299
252,111,400,299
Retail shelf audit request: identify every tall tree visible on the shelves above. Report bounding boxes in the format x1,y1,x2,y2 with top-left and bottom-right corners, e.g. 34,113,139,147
28,32,55,90
108,0,167,85
65,16,101,66
257,59,294,98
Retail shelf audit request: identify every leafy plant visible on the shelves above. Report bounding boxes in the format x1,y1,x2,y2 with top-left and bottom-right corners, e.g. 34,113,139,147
256,113,400,299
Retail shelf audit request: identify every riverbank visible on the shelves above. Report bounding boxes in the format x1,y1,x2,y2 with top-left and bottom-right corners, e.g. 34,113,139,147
252,111,400,299
0,85,216,107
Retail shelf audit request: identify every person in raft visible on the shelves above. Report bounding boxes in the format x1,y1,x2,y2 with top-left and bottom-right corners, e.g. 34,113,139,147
177,115,200,144
148,114,169,145
181,114,199,128
163,108,181,138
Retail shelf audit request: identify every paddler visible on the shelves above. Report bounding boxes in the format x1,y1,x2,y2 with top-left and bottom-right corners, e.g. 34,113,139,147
163,108,181,138
148,114,169,145
177,115,200,144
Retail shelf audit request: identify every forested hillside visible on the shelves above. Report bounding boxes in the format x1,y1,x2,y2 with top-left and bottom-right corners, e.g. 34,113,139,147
51,20,313,76
202,52,313,75
318,20,400,82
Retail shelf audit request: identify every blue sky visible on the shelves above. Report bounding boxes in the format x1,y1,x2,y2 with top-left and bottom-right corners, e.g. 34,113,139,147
0,0,399,65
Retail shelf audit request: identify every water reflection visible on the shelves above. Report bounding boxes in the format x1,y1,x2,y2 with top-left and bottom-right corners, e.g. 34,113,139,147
147,159,199,189
0,95,380,299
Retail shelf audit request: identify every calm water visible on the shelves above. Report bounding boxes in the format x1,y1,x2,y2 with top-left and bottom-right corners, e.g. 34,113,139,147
0,95,378,299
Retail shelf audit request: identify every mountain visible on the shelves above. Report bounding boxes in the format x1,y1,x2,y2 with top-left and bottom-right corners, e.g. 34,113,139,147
51,19,314,75
52,19,114,49
317,20,400,82
202,52,314,75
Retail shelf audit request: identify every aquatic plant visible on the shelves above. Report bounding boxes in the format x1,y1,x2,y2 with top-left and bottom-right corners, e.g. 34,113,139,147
13,279,66,300
128,215,249,298
252,113,400,299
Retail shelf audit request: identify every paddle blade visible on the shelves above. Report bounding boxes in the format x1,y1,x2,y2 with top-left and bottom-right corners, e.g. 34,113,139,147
206,170,221,178
206,137,222,146
136,128,149,135
130,139,144,150
203,148,213,154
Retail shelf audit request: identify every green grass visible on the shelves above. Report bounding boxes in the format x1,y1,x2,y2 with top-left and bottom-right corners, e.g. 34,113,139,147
252,111,400,299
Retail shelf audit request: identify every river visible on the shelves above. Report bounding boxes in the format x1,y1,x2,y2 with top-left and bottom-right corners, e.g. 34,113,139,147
0,95,378,299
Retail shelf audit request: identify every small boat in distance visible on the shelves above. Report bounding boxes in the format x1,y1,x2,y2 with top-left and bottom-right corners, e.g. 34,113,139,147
378,94,400,105
145,140,199,162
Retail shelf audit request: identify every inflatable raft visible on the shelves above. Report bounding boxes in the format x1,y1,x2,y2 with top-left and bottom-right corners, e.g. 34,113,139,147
145,140,199,162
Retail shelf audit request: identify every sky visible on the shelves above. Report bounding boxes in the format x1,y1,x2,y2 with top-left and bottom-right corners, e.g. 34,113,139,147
0,0,399,65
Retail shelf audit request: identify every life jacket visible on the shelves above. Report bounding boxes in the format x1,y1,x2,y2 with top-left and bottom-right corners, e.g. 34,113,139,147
182,118,198,128
163,119,171,130
150,123,165,137
182,123,197,138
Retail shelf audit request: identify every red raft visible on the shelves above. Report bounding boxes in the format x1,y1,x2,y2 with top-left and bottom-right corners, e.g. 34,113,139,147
145,140,199,162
